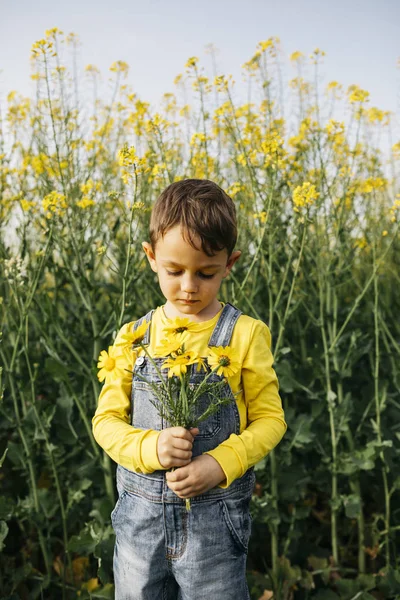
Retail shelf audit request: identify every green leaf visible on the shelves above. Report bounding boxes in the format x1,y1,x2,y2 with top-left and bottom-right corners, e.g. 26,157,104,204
0,447,7,467
357,574,376,591
307,555,329,570
342,493,361,518
67,478,92,512
275,360,301,393
90,583,115,599
68,525,100,554
0,496,15,520
254,457,267,471
327,390,337,407
0,520,9,551
6,441,26,467
94,536,115,584
312,589,339,599
44,357,69,381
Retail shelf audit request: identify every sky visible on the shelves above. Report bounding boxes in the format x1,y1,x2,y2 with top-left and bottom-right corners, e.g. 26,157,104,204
1,0,399,130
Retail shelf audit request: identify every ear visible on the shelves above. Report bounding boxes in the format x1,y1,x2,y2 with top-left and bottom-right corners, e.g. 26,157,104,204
142,242,158,273
223,250,241,278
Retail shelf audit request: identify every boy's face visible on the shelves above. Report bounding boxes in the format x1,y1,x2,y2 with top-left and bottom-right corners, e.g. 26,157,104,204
142,226,240,321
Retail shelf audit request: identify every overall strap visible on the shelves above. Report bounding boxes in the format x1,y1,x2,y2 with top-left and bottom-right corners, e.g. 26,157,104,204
132,309,154,345
208,302,242,348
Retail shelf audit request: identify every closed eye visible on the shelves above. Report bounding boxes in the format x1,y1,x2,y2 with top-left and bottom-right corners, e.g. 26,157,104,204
166,271,215,280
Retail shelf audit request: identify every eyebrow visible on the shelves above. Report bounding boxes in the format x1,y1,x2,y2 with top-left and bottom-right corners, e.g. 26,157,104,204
161,261,221,269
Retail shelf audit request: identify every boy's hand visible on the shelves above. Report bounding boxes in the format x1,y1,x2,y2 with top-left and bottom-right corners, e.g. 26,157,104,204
157,427,199,469
165,454,226,498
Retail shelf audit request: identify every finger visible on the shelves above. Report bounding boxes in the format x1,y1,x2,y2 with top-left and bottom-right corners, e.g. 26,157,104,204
166,468,189,483
172,481,193,493
170,427,190,439
171,427,195,443
166,480,192,496
176,487,197,499
172,439,192,451
171,449,192,461
189,427,200,437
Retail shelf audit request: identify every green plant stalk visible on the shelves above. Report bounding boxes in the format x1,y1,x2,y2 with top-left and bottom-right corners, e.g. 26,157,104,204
331,289,366,573
31,299,115,508
0,349,52,591
267,219,307,579
193,64,210,179
21,328,72,592
327,221,400,353
372,246,391,566
179,374,191,512
118,170,139,330
320,282,339,565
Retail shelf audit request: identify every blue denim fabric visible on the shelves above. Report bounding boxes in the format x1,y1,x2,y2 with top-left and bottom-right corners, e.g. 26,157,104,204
111,303,255,599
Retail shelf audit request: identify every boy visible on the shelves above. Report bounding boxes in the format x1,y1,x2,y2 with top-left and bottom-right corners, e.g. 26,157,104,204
92,178,287,599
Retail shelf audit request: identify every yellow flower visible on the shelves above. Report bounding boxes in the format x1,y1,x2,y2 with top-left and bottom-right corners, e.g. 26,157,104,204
118,144,137,167
97,346,126,383
292,182,319,211
76,196,95,209
348,85,369,104
115,321,149,350
185,57,199,69
85,64,100,75
162,318,198,337
253,211,267,223
162,351,200,378
153,338,183,357
109,61,129,75
42,191,67,217
290,51,304,62
207,346,240,378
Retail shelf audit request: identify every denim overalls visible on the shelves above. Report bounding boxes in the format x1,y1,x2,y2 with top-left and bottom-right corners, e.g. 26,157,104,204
111,303,255,600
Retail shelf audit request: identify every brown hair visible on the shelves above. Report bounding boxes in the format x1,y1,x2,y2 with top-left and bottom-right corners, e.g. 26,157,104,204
149,179,237,257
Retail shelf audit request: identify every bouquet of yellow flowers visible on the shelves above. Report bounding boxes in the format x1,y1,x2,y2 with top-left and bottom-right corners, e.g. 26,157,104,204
98,317,240,510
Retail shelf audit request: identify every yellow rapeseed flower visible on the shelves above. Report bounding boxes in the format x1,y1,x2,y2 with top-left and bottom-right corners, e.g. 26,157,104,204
185,57,199,70
109,61,129,75
76,196,95,209
118,144,137,167
31,39,55,59
42,191,67,217
292,182,319,211
253,212,267,223
207,346,240,378
290,51,304,62
45,27,64,39
348,85,370,104
392,142,400,160
226,182,243,198
97,346,126,383
85,64,100,75
20,199,36,212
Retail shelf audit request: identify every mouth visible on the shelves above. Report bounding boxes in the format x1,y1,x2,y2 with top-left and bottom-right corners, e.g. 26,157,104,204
179,299,198,304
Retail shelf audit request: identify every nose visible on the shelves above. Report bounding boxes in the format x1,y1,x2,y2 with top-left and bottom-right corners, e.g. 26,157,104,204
181,273,198,294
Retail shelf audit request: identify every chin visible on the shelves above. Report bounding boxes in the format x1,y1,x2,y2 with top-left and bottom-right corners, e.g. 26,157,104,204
178,304,200,312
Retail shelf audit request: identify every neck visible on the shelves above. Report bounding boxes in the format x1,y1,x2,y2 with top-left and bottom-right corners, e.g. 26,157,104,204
163,299,222,322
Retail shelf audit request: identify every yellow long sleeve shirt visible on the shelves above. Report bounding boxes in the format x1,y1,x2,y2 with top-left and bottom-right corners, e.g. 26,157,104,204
92,303,287,488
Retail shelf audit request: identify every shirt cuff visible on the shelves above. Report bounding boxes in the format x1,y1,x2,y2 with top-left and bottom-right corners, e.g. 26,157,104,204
139,430,163,472
204,441,247,488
